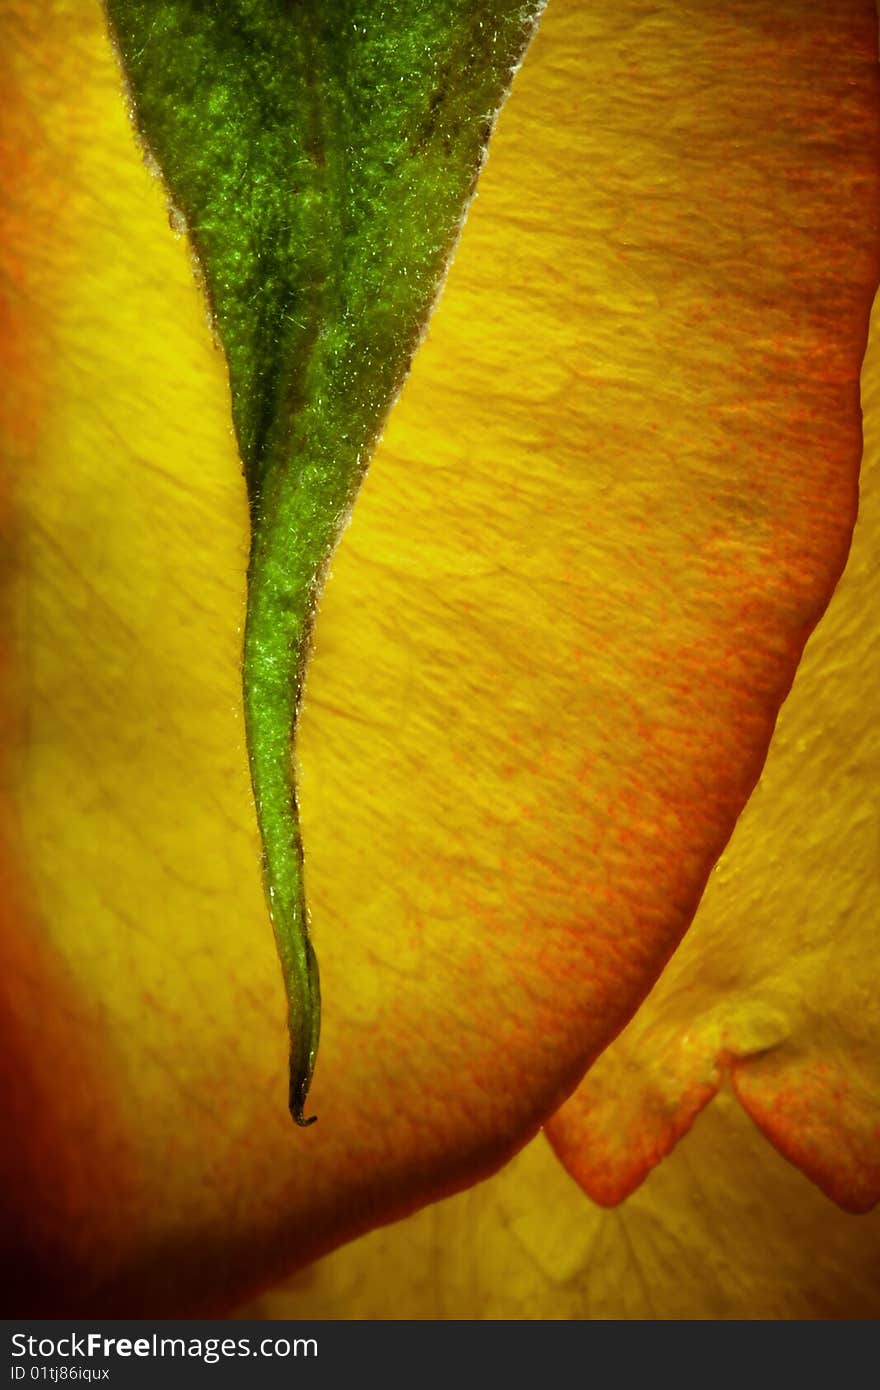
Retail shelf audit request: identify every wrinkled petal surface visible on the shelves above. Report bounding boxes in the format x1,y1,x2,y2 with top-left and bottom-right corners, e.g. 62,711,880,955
547,310,880,1213
0,0,877,1315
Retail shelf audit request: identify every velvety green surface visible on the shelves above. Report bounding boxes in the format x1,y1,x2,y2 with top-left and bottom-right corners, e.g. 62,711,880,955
104,0,544,1121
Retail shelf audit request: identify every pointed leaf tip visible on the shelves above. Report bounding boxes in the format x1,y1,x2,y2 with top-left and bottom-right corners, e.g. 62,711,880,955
105,0,544,1116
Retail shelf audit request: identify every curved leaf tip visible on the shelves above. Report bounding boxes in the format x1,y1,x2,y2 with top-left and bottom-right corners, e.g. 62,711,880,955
104,0,545,1120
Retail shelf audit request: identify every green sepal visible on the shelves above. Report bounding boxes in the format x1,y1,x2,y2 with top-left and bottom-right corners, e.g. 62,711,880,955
105,0,545,1122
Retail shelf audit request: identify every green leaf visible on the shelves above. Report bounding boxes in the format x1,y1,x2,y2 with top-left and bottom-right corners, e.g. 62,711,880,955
104,0,544,1122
